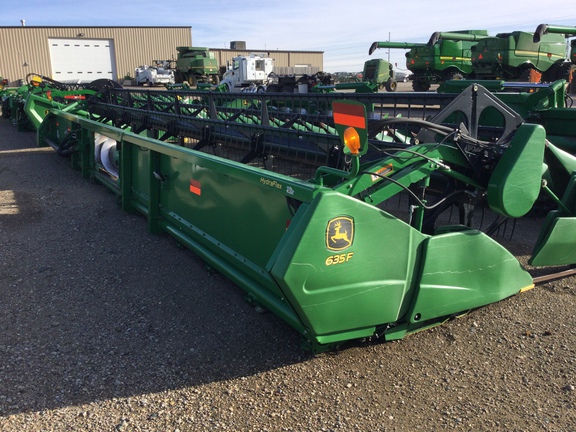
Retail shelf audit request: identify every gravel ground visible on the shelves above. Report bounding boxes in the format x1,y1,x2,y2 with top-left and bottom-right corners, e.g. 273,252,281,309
0,117,575,432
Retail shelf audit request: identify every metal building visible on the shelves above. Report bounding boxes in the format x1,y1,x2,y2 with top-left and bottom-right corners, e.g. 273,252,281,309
0,26,324,86
211,47,324,75
0,26,192,85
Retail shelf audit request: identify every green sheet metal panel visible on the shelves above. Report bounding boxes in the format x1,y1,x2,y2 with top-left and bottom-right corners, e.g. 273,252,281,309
155,154,296,269
408,229,534,323
129,145,152,207
539,108,576,152
487,123,546,218
530,174,576,266
530,215,576,266
271,191,426,340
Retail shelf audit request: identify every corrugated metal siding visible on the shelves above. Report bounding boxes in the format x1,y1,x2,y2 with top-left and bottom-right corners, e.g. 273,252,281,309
0,27,323,85
0,27,191,84
289,52,324,70
270,52,290,66
212,49,323,74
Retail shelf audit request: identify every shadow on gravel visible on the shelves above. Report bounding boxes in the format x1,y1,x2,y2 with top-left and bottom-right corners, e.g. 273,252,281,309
0,128,311,416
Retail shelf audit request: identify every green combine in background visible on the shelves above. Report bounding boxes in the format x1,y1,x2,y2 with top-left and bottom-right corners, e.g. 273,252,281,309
370,30,489,91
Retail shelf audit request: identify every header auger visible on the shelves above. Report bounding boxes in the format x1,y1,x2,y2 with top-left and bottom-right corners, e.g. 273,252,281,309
7,80,576,352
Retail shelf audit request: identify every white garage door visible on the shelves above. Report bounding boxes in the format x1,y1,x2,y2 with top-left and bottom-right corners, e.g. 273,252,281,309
49,38,117,82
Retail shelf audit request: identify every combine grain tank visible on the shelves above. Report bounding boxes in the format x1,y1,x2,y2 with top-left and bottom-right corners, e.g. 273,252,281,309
174,47,220,86
370,30,489,91
533,24,576,65
533,24,576,91
470,31,569,82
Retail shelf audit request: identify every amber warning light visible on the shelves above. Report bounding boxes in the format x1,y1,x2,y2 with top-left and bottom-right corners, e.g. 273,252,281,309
343,127,361,155
332,101,368,156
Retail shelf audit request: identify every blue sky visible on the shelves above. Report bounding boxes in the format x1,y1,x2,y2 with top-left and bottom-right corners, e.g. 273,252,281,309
3,0,576,73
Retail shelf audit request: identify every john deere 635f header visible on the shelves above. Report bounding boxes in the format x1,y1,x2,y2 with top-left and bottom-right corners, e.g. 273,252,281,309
12,77,576,351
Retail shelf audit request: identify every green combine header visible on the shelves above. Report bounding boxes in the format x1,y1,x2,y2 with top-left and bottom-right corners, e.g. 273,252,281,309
7,77,576,352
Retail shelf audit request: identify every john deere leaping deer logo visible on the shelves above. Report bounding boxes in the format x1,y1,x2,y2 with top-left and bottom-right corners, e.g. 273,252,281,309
326,217,354,251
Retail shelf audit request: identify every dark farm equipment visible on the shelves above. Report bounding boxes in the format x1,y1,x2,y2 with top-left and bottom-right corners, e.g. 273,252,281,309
325,59,397,93
10,81,576,352
0,74,119,131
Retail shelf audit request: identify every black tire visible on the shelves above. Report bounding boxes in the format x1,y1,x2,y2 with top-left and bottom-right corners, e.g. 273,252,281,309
412,80,430,92
555,62,572,81
187,75,197,87
1,100,10,119
385,80,398,92
518,67,533,82
445,71,464,81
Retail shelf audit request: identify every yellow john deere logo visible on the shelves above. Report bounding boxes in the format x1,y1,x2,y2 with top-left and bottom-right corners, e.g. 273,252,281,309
326,217,354,251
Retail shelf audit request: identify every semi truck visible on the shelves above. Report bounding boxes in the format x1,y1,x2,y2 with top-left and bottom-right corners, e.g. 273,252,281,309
369,30,489,91
217,55,333,93
220,54,274,92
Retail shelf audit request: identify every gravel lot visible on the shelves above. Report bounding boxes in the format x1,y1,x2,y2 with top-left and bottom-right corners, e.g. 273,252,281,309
0,114,575,431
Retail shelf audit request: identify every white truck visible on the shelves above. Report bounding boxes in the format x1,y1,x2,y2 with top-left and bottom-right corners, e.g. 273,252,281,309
220,54,274,92
134,61,175,86
219,54,330,93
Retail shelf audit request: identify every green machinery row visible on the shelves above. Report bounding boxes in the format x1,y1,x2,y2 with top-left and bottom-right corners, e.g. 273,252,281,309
2,72,576,352
370,24,576,91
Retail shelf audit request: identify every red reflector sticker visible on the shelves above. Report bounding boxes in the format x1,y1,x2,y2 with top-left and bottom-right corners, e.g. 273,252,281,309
333,102,366,129
189,179,201,196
